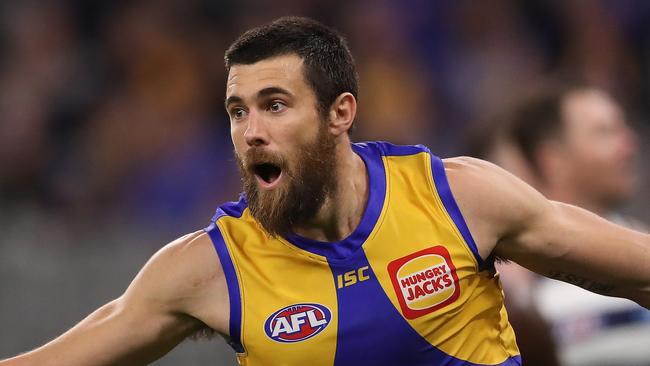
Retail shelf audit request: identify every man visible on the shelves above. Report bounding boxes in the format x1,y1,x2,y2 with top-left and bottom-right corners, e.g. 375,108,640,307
1,17,649,366
508,85,639,222
499,84,650,366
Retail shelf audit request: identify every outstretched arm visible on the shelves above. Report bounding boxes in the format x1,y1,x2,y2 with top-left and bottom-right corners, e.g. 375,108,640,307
499,200,650,305
0,231,228,366
445,157,650,307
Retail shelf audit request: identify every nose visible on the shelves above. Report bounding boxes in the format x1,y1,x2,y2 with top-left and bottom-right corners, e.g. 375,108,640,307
244,110,269,147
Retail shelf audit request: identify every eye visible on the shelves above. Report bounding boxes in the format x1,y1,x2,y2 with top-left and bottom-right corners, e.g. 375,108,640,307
231,108,247,120
269,101,286,113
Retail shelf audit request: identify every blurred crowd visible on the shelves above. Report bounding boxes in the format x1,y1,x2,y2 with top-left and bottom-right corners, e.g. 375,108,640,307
1,1,650,365
2,0,650,230
0,0,650,229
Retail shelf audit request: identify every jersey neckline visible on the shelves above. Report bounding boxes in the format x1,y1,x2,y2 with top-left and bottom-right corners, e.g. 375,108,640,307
283,142,387,261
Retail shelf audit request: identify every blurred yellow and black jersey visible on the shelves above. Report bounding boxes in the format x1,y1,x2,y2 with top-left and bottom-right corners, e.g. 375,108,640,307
206,141,521,366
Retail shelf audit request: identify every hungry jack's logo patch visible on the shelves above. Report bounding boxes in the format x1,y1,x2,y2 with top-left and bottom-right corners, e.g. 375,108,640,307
388,246,460,319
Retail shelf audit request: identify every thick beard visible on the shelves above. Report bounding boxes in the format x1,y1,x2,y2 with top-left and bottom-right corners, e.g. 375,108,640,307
236,125,337,237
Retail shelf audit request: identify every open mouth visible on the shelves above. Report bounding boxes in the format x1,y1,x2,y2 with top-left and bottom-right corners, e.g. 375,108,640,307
253,162,283,188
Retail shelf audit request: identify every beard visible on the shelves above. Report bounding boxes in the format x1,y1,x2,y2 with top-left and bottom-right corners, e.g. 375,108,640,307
236,124,337,237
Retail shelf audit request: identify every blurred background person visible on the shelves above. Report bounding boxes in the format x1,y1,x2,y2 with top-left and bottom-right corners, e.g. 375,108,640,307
467,113,559,366
473,82,650,366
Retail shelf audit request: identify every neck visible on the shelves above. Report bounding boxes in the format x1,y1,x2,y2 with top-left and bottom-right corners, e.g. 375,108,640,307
292,142,368,242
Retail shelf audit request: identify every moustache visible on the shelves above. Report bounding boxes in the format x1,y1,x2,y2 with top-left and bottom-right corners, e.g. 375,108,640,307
242,147,287,174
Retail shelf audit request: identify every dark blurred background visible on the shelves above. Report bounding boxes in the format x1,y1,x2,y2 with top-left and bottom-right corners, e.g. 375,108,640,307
1,1,649,365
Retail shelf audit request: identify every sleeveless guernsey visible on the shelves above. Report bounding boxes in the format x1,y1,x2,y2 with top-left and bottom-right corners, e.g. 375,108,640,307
205,141,521,366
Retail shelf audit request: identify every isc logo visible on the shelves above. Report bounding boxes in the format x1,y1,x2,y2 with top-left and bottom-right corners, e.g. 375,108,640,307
264,303,331,343
336,266,370,289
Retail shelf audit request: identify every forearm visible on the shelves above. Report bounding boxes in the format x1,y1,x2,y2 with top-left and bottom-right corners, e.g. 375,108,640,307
0,299,198,366
502,202,650,308
0,356,28,366
0,302,117,366
611,276,650,309
554,225,650,308
634,234,650,308
543,268,650,309
1,232,224,366
0,301,130,366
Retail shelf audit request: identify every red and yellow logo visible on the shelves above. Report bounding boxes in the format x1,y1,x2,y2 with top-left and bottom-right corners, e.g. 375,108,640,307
388,246,460,319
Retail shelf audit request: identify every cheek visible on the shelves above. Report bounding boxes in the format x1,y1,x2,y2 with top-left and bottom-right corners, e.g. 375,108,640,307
587,141,620,166
231,125,247,155
572,135,612,164
295,124,321,150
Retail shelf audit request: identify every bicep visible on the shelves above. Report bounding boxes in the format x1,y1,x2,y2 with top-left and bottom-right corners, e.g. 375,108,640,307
498,199,650,303
446,157,650,305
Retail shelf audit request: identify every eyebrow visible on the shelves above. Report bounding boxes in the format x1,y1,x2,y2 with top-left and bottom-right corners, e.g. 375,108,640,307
225,95,243,109
257,86,293,99
225,86,294,109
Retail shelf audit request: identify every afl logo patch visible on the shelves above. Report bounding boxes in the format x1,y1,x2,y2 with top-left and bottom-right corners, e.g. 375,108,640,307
387,246,460,319
264,303,331,343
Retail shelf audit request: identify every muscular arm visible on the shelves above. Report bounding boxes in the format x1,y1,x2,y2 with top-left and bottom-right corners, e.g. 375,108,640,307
0,231,229,366
445,157,650,307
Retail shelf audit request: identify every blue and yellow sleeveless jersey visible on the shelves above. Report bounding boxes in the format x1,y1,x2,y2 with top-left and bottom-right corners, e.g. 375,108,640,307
205,141,521,366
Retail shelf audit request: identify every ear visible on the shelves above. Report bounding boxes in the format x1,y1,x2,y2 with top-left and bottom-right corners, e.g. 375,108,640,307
536,140,569,183
327,93,357,137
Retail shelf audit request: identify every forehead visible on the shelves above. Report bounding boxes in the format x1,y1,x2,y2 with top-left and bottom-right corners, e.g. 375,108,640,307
563,90,624,130
226,54,309,99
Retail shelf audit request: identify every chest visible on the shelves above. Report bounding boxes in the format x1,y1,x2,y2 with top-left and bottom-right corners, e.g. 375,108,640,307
231,219,482,366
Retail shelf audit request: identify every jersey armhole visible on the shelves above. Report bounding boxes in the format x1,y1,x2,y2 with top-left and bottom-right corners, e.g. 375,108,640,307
204,220,245,354
428,154,493,271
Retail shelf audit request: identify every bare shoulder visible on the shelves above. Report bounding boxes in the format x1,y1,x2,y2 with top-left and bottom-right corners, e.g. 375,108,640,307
148,230,222,283
124,230,229,333
130,231,222,295
442,156,521,200
441,156,528,225
441,156,550,258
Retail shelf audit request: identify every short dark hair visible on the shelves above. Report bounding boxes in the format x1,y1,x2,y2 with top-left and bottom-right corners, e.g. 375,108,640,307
225,16,359,120
507,83,591,174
